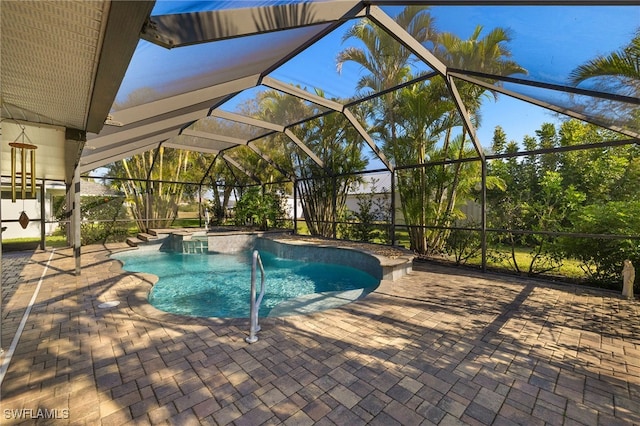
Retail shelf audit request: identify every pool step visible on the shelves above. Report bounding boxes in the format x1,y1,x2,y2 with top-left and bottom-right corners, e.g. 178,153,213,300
126,237,144,247
126,232,169,247
182,239,208,253
137,232,157,242
126,229,209,251
147,228,174,237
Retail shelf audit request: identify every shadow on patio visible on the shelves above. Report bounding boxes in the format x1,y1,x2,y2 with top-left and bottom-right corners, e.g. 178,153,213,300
1,245,639,425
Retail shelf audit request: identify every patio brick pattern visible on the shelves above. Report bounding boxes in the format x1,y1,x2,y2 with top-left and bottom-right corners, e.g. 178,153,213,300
1,244,639,425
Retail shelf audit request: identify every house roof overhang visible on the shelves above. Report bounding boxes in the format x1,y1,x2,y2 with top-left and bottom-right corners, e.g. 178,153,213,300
1,0,154,182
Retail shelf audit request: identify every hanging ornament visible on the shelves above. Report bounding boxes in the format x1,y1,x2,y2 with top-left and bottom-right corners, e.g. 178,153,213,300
9,127,37,202
18,211,30,229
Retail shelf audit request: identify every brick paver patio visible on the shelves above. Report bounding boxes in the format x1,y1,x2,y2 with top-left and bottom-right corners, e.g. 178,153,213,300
1,244,639,425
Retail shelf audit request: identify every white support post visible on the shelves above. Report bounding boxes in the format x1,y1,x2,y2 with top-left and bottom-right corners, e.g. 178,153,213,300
72,167,81,276
0,122,3,354
40,179,46,250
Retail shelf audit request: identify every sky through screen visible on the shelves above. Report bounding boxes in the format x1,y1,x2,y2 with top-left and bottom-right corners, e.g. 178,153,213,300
116,2,639,151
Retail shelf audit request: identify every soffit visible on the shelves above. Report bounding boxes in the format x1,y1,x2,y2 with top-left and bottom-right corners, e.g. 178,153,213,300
0,0,155,182
1,0,109,130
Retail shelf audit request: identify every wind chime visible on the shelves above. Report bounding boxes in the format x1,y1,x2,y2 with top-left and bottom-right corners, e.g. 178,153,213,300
8,127,38,228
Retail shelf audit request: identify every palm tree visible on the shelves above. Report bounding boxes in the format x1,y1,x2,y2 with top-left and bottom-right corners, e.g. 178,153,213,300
337,10,527,254
424,26,526,252
435,25,526,131
253,88,368,237
569,30,640,129
110,147,211,231
436,25,525,76
392,79,451,253
337,6,438,155
336,6,437,93
569,30,640,93
337,6,440,252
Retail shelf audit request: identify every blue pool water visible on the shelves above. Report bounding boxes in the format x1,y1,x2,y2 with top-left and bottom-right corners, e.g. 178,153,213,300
113,250,379,318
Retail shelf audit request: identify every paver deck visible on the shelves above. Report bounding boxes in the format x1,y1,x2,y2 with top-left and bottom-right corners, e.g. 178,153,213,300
1,244,639,425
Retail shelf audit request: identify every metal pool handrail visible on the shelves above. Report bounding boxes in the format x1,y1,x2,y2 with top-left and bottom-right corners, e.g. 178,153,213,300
246,250,266,344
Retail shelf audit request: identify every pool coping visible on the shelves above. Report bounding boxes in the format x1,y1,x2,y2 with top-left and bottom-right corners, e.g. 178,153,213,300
262,235,414,282
111,232,415,324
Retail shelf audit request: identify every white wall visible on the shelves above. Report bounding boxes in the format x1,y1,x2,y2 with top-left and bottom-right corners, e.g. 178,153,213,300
283,197,304,219
1,186,60,239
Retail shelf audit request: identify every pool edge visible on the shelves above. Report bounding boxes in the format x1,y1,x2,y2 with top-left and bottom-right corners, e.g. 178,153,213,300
110,232,414,322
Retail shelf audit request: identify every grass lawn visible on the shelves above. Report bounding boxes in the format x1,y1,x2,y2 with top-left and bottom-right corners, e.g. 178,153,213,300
465,246,586,279
294,221,310,235
390,228,585,279
2,235,68,250
170,218,204,228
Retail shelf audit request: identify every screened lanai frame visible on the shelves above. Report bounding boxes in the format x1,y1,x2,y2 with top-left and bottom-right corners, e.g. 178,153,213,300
85,2,637,170
82,0,639,272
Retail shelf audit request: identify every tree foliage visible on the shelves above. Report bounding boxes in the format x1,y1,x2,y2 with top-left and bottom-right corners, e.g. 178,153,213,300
569,29,640,95
106,148,213,232
345,179,392,243
338,7,525,254
560,201,640,286
569,29,640,133
54,193,130,244
488,119,640,285
253,89,367,237
233,186,285,231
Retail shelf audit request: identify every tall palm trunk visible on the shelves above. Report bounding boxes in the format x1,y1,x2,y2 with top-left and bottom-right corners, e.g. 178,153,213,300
434,130,468,251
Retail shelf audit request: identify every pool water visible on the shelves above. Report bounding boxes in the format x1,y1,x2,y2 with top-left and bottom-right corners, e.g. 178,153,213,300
113,250,379,318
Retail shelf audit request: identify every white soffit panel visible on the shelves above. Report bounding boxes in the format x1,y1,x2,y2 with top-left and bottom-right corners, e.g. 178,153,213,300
80,130,177,173
109,75,261,126
0,122,68,181
164,135,238,154
1,1,108,130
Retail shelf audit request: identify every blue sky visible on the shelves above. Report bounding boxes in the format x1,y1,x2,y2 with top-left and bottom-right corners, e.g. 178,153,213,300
118,2,639,150
427,4,639,144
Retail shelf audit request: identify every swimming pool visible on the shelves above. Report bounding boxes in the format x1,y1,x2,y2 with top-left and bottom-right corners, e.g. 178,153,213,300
113,249,379,318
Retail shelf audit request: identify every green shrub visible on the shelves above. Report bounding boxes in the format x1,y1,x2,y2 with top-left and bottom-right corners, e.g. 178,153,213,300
234,187,285,231
445,226,482,265
560,201,640,288
54,195,131,245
